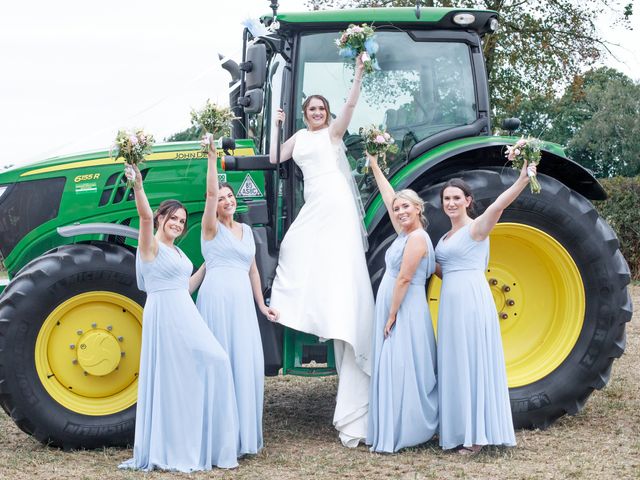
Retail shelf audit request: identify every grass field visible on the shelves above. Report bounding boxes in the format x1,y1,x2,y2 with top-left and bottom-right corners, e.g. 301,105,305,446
0,288,637,480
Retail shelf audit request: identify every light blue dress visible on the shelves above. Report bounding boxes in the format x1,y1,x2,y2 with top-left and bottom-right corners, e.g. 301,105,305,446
119,242,239,472
367,229,438,453
435,223,516,449
197,222,264,455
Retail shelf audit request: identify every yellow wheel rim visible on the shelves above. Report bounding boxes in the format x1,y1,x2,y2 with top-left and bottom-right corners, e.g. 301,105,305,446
35,292,142,415
428,223,585,388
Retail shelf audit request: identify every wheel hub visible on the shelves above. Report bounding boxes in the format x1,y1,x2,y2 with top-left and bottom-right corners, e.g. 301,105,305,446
77,330,122,376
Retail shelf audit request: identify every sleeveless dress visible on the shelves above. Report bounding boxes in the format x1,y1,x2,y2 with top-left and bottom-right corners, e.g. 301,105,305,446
434,223,516,449
367,229,438,453
270,127,375,447
196,222,264,456
119,242,239,472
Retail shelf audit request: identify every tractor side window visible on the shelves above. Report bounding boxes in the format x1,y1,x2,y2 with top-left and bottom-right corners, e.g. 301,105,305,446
296,31,477,205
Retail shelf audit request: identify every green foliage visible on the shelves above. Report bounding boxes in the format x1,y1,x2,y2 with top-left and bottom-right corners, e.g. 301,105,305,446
307,0,633,123
164,125,203,142
595,177,640,279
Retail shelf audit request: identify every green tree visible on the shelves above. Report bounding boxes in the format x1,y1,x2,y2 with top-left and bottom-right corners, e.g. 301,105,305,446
164,125,203,142
549,68,640,177
306,0,633,122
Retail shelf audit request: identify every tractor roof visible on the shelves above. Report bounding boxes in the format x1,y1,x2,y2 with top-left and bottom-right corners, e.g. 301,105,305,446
262,7,498,35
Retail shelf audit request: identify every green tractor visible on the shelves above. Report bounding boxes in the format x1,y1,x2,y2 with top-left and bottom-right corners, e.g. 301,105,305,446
0,6,631,449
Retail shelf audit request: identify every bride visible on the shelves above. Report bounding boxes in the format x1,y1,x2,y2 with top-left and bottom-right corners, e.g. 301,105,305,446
269,54,374,448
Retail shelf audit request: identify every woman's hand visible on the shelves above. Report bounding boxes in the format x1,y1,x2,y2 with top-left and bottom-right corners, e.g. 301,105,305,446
275,108,285,126
518,158,536,184
261,305,280,322
125,163,143,189
355,52,365,77
365,151,379,168
203,133,216,158
384,313,396,338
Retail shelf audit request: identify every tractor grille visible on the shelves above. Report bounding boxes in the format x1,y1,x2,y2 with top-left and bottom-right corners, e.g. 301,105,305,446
98,168,149,207
0,177,66,258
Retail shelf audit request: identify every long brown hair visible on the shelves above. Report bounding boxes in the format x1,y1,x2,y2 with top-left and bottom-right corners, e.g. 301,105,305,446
439,178,477,218
153,199,188,237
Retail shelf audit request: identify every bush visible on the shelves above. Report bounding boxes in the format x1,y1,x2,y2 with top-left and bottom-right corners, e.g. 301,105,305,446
594,177,640,279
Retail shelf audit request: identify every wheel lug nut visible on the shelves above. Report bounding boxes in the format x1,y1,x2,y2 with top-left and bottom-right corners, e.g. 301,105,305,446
107,325,113,331
507,299,515,306
83,371,88,376
72,359,78,365
118,336,124,342
91,323,97,328
76,329,83,335
121,352,126,357
489,278,498,286
499,312,508,320
69,344,75,350
502,285,511,292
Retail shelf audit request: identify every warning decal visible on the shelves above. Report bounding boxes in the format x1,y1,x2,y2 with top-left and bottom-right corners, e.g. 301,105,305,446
237,174,262,197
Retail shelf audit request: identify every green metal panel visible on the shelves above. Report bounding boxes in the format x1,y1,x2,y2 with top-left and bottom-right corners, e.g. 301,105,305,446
0,140,264,276
269,7,495,24
282,330,336,376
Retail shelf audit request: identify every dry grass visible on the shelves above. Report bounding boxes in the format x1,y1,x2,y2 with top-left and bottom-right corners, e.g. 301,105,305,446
1,289,638,480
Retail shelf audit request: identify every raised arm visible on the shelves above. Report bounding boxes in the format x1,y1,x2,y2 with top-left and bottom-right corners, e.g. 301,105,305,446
202,136,219,241
130,164,157,262
249,259,279,322
384,232,428,338
269,109,296,164
470,161,535,241
329,54,365,142
367,151,401,234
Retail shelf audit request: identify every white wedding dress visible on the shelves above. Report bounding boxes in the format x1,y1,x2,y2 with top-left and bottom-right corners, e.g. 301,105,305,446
270,127,374,447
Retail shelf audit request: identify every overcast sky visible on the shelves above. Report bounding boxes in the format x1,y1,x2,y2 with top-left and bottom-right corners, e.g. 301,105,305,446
1,0,638,169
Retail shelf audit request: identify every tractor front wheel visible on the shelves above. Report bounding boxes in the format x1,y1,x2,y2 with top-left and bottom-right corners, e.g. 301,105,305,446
0,242,144,448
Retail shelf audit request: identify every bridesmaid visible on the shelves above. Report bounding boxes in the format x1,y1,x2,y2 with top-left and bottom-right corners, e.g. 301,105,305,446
435,161,536,454
365,152,438,453
119,165,239,472
196,137,279,456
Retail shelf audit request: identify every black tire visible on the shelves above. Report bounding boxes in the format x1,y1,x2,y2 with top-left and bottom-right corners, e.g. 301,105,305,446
0,242,144,448
367,168,632,429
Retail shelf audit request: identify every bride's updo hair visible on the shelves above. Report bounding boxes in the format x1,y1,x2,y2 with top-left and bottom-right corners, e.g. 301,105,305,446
302,95,332,127
153,199,188,237
393,189,428,228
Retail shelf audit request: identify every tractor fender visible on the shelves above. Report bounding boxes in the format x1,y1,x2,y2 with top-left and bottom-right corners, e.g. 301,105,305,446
365,138,605,235
57,223,139,240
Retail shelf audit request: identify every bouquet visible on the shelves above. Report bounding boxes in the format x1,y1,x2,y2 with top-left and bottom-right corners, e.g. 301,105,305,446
111,128,155,187
335,23,379,74
360,125,398,173
190,99,238,155
505,136,542,194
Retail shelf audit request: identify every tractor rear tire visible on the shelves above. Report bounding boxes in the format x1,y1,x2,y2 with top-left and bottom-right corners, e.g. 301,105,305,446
367,168,632,429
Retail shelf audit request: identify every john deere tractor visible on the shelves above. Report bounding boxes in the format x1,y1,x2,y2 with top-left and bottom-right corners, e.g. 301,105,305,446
0,6,631,449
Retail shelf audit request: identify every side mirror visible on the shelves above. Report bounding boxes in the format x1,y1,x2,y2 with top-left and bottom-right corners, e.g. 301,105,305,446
502,118,521,133
242,43,267,91
238,88,264,114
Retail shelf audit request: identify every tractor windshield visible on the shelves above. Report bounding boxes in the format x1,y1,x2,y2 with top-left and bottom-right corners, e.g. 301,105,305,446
295,30,477,203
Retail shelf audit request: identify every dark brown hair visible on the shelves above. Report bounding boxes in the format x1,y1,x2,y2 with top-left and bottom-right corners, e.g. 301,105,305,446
439,178,477,218
153,199,188,236
302,95,332,127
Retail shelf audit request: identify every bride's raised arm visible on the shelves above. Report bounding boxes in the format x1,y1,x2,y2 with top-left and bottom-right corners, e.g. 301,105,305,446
330,53,365,143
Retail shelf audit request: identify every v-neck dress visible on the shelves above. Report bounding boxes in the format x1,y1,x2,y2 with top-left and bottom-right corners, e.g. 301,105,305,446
197,222,265,455
367,229,438,453
119,242,239,472
434,223,516,449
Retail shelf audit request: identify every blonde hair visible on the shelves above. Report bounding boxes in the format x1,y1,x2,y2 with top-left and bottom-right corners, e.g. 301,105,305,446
392,189,428,228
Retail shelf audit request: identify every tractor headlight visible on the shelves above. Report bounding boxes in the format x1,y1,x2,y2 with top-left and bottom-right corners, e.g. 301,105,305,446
488,18,499,32
453,13,476,26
